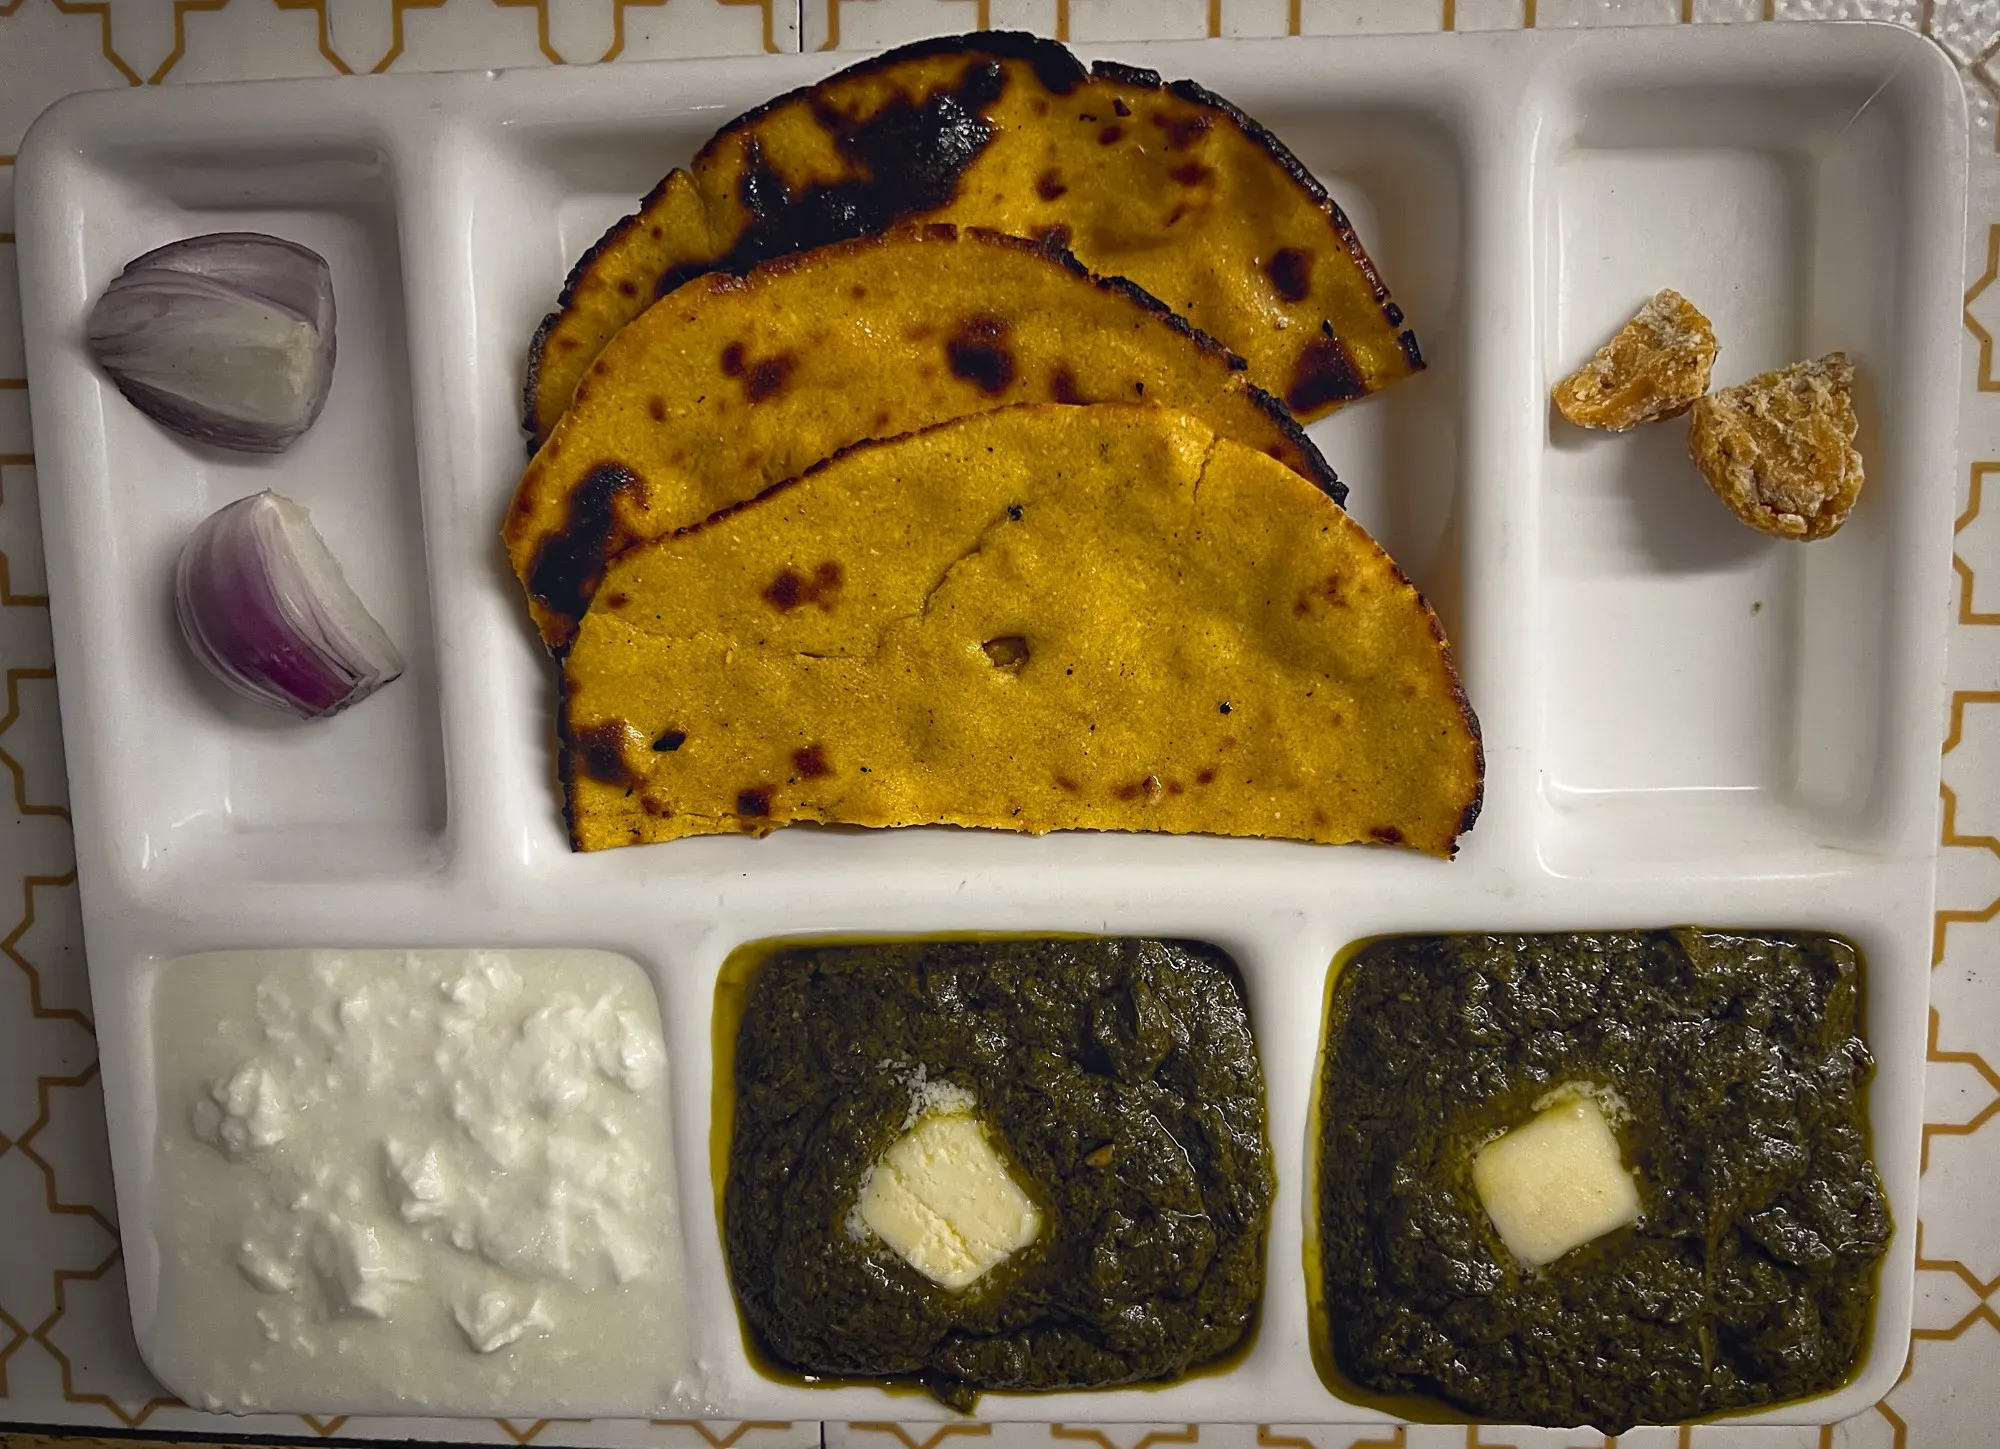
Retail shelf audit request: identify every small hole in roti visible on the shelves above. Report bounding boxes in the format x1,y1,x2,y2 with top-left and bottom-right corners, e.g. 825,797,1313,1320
983,636,1030,670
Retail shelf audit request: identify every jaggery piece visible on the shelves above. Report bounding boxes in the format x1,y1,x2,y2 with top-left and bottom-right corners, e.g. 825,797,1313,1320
1553,289,1717,431
1687,353,1863,541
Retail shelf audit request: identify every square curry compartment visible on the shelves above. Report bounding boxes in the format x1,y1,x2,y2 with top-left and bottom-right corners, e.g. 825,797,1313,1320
14,120,445,888
1305,903,1929,1432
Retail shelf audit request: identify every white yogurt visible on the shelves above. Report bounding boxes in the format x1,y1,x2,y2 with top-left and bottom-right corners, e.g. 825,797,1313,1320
147,948,688,1416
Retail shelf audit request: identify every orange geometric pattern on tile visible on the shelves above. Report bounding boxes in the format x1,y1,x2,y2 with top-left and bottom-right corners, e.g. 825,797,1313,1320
40,0,145,86
0,668,67,820
1966,223,2000,390
653,1424,798,1447
1462,1427,1605,1448
845,1426,994,1449
603,0,672,61
1935,691,2000,964
1257,1428,1406,1449
33,1251,182,1427
0,458,46,608
495,1419,589,1444
0,0,790,84
1914,1222,2000,1340
1051,1428,1198,1449
14,1062,114,1236
1955,462,2000,623
3,870,87,1032
0,1301,28,1395
1921,1006,2000,1174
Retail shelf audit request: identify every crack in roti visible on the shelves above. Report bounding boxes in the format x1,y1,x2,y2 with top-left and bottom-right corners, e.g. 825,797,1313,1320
560,404,1481,855
508,225,1340,649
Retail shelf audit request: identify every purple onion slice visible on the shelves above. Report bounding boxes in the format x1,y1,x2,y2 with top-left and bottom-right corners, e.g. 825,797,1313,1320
176,492,403,720
88,232,336,454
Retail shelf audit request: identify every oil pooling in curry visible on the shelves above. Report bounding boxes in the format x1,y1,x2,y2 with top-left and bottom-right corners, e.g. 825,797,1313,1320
1309,929,1888,1433
711,933,1272,1409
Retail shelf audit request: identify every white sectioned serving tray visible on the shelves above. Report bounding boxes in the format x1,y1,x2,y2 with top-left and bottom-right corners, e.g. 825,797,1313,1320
12,18,1967,1430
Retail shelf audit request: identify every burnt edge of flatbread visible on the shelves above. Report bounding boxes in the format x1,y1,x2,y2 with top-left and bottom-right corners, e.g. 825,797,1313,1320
524,168,696,441
1154,71,1425,381
558,407,1476,854
1375,554,1484,853
524,30,1420,445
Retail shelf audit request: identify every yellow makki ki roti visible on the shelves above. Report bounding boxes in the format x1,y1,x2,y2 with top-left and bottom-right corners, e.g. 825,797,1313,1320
561,404,1482,856
507,224,1339,649
524,31,1422,446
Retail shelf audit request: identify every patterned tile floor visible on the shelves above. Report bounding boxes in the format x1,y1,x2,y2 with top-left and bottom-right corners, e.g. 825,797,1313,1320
4,0,2000,1445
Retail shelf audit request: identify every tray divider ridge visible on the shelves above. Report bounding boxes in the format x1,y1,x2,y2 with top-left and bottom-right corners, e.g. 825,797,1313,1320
1448,52,1547,876
386,113,530,893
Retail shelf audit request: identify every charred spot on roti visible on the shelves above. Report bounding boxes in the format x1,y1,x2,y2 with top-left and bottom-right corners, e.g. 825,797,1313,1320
1267,247,1312,303
737,787,772,818
763,560,844,613
947,315,1017,394
1170,161,1212,188
1037,168,1068,201
1049,367,1083,404
746,354,796,403
1152,109,1211,151
1370,825,1404,845
1287,335,1366,415
791,744,832,779
575,721,642,787
529,462,647,644
1098,123,1124,145
647,396,667,422
658,60,1009,299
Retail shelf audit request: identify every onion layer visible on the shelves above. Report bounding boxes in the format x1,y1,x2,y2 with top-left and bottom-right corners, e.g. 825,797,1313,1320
88,233,336,453
176,492,404,720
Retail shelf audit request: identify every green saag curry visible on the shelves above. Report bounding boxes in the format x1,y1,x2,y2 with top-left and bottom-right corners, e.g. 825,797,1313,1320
1315,929,1887,1432
724,936,1272,1408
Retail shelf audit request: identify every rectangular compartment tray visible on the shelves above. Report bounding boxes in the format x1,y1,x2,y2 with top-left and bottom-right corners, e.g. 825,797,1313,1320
13,19,1966,1427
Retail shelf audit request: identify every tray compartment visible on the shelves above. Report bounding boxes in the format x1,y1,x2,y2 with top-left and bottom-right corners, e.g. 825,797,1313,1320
670,911,1331,1420
463,79,1477,871
26,131,446,884
1304,903,1929,1429
444,114,774,870
10,21,1961,1429
1534,66,1946,876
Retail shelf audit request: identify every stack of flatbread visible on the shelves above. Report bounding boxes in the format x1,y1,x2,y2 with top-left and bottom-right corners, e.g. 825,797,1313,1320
506,32,1482,856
